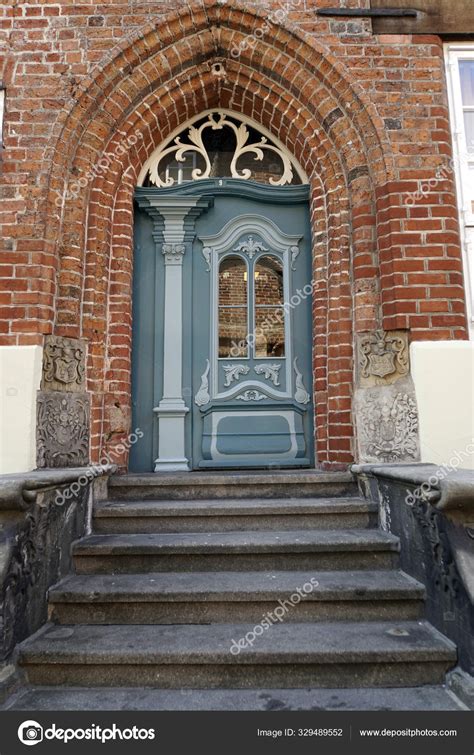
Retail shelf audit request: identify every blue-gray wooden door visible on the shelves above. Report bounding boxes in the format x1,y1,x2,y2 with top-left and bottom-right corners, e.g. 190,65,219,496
131,180,313,471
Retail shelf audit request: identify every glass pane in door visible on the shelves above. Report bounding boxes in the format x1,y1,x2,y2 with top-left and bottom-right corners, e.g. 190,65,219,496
218,255,248,358
254,255,285,357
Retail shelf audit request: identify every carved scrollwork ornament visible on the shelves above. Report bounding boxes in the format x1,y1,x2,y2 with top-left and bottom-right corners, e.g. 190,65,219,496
293,358,310,404
202,246,212,271
195,360,211,406
233,236,269,259
222,364,250,386
146,112,297,187
254,363,282,386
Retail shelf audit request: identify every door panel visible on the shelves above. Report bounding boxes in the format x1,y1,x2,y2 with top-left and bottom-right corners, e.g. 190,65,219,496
191,187,313,469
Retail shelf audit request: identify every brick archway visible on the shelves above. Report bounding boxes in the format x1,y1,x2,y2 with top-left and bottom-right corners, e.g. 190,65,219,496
43,1,398,467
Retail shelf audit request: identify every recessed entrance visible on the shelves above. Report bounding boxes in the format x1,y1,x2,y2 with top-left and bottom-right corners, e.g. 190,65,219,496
130,112,313,472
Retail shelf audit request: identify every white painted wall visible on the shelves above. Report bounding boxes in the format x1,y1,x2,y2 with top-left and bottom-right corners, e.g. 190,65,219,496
0,345,43,473
411,341,474,469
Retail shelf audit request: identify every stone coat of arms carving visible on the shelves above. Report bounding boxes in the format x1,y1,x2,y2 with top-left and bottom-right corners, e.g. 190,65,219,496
42,335,86,393
357,387,419,463
357,329,409,387
36,392,90,467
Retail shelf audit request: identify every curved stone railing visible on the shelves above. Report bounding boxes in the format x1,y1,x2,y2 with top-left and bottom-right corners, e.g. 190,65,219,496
352,462,474,677
0,466,116,700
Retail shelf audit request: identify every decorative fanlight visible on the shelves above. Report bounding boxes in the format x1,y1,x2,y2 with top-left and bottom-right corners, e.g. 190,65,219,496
146,112,296,187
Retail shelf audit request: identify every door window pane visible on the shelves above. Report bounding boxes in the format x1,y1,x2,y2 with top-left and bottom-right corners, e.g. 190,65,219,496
254,256,285,357
255,307,285,357
218,256,248,357
255,255,284,305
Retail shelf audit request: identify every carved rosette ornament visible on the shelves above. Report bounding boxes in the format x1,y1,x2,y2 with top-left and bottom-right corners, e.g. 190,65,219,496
41,335,86,393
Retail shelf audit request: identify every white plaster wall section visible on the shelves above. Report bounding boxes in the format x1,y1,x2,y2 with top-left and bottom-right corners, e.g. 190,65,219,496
411,341,474,469
0,345,43,473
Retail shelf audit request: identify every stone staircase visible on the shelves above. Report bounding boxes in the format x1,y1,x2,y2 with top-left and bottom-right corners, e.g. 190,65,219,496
5,471,465,710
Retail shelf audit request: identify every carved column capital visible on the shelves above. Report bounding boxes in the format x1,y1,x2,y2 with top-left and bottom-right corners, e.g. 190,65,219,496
162,243,186,265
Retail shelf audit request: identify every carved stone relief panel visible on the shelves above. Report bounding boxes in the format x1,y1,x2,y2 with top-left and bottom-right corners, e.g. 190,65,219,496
36,392,90,468
353,377,420,464
356,329,409,387
41,335,86,393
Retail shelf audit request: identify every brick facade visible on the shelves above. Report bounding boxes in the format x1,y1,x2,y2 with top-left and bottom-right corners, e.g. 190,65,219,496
0,0,469,468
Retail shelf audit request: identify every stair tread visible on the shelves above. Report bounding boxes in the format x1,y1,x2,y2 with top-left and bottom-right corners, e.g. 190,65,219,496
4,685,465,711
50,570,424,603
73,529,400,555
109,471,354,487
94,497,375,517
19,621,456,663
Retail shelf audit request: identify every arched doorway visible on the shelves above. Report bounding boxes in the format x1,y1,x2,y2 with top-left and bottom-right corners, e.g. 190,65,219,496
130,111,314,471
44,1,392,471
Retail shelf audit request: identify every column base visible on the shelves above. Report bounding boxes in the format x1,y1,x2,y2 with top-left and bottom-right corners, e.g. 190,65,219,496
153,402,190,472
154,458,190,472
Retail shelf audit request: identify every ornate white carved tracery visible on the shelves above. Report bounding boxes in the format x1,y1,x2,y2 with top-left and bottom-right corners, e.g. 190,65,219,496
137,110,308,188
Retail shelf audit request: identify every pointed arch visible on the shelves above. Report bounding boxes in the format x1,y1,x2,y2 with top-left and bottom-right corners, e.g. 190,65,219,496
41,0,394,467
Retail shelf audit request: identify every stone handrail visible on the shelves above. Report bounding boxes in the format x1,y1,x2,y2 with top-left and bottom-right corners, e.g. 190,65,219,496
352,462,474,604
352,463,474,525
0,466,116,511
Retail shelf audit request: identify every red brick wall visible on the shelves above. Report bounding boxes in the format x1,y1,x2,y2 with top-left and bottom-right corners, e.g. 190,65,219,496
0,0,468,468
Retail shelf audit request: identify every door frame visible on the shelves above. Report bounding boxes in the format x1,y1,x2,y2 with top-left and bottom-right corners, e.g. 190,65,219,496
133,179,313,472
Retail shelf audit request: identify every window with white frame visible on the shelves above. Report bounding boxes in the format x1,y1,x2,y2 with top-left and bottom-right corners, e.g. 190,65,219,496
446,45,474,336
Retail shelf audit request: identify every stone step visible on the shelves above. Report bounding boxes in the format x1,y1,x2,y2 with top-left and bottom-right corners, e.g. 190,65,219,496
108,471,357,501
73,530,400,574
18,620,457,688
49,570,425,624
4,685,466,711
93,497,377,533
